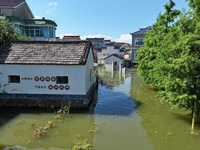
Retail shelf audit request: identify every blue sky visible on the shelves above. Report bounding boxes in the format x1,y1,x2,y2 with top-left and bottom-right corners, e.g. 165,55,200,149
26,0,188,43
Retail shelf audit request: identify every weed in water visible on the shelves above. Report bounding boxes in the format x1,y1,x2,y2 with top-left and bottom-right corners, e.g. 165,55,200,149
88,122,100,133
72,134,92,150
15,119,24,125
44,120,55,129
33,126,47,138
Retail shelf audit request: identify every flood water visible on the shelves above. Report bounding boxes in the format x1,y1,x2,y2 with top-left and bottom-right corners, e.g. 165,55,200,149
0,67,200,150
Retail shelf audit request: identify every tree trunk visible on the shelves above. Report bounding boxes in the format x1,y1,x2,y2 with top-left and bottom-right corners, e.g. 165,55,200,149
191,101,196,132
191,76,199,132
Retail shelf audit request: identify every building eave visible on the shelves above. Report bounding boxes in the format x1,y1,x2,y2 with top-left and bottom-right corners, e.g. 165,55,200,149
13,1,34,19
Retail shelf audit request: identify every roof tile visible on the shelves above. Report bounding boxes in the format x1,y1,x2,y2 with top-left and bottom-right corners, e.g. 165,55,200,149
0,41,92,65
0,0,25,7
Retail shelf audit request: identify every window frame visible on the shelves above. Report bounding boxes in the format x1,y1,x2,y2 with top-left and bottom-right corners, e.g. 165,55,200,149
56,76,68,84
135,38,144,46
9,75,20,83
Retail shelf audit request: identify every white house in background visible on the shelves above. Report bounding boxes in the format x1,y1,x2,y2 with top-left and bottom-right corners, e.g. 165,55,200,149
130,26,151,63
104,54,124,69
0,41,97,108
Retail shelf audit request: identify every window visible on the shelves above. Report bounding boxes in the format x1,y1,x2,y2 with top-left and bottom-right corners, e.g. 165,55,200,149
56,76,68,84
0,9,1,15
135,39,144,46
9,75,20,83
24,26,55,38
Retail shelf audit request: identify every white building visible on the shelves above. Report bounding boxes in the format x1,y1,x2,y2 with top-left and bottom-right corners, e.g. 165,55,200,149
0,0,57,41
0,41,97,108
104,54,124,69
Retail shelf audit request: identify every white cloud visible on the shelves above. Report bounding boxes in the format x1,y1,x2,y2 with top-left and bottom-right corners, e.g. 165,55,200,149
48,2,58,6
34,16,41,19
47,2,58,13
81,34,112,40
59,33,74,39
115,34,132,44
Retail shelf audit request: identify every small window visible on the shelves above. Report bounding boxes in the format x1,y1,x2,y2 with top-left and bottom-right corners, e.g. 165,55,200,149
9,75,20,83
56,76,68,84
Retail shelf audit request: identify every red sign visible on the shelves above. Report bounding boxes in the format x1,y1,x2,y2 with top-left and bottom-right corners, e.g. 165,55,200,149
34,76,39,81
40,76,45,82
65,85,70,90
46,76,50,82
59,85,64,90
51,77,56,82
48,85,53,90
54,85,58,90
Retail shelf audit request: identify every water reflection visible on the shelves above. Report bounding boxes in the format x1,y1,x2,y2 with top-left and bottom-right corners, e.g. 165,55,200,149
132,81,200,150
0,110,96,149
1,68,200,150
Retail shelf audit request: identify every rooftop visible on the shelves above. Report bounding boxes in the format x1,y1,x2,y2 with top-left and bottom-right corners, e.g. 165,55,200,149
0,0,25,7
130,26,152,34
2,15,57,26
86,38,104,43
104,54,124,60
0,41,93,65
62,36,81,41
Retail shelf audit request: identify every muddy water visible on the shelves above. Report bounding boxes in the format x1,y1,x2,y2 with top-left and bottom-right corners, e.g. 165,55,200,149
0,68,200,150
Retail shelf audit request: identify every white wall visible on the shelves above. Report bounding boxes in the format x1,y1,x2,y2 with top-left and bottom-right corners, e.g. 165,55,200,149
97,46,124,59
85,47,96,93
104,56,123,67
0,65,86,95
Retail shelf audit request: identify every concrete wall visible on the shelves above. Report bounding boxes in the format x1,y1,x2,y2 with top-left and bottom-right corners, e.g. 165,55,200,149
131,34,145,61
0,65,86,95
13,3,33,19
1,8,13,16
85,47,96,93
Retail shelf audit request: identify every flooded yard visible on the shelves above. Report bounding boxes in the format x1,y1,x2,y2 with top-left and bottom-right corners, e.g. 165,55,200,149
0,67,200,150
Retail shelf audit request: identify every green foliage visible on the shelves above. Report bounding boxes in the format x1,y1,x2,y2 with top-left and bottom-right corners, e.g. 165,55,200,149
88,122,100,133
137,0,200,123
73,134,92,150
0,19,29,48
33,126,47,138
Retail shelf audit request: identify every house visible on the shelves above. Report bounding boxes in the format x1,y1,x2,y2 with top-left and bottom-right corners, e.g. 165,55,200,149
0,0,57,41
0,41,97,108
62,35,81,41
104,54,124,69
130,26,151,63
86,38,106,52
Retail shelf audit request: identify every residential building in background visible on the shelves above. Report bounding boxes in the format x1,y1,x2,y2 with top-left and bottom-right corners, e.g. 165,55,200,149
59,35,81,41
0,0,57,41
130,26,151,63
87,38,131,65
104,54,124,69
86,38,106,52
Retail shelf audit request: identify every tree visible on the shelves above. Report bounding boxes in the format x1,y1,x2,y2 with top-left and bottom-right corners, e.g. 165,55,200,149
137,0,180,90
137,0,200,132
0,19,29,48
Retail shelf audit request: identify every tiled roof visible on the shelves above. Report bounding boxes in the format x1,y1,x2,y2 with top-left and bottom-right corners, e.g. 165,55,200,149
104,40,111,43
131,26,152,34
0,0,25,7
62,36,81,41
86,38,104,43
104,54,124,60
0,41,93,65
